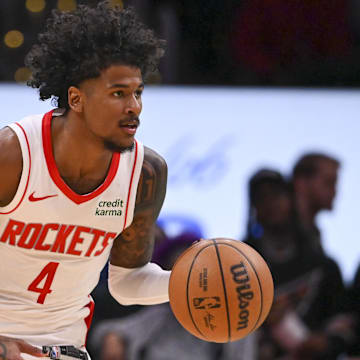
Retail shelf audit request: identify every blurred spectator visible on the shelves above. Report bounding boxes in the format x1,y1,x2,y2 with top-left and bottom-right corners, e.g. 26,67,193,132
90,231,257,360
229,0,357,86
100,332,127,360
291,152,340,254
346,264,360,357
244,168,354,359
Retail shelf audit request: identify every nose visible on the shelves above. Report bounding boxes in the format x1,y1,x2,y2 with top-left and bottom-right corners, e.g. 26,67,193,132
125,94,141,115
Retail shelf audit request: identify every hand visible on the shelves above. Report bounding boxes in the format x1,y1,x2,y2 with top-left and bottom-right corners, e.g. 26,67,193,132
0,336,46,360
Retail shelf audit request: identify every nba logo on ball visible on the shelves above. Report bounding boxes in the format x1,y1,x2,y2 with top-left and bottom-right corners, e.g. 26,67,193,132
193,296,221,310
169,238,274,343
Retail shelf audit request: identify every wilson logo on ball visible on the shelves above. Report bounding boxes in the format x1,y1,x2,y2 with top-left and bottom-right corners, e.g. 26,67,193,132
193,296,221,310
230,262,254,330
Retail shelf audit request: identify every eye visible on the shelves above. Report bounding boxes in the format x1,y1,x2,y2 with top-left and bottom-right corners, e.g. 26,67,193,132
135,89,143,99
113,90,124,97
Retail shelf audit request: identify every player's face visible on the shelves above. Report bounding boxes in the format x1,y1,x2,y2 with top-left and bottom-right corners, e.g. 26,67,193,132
79,64,143,152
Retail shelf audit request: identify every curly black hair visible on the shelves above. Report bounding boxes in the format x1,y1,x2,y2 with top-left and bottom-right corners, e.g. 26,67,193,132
25,1,166,109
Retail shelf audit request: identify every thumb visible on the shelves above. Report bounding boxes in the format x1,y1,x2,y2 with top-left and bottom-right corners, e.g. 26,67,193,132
18,341,47,357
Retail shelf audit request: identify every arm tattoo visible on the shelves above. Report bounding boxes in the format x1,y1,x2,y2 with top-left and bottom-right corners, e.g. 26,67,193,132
135,160,157,211
110,147,167,268
113,209,155,266
0,343,7,360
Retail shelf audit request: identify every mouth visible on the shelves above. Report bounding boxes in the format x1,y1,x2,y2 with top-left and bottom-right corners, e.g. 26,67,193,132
118,118,140,135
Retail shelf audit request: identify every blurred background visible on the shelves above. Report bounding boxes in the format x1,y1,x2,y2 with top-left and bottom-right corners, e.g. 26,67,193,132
2,0,360,85
1,1,360,359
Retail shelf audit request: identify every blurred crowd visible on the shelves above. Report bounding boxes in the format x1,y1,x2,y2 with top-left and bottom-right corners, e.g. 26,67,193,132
86,151,360,360
2,0,360,86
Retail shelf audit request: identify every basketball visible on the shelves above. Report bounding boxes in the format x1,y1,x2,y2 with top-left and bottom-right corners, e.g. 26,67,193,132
168,238,274,343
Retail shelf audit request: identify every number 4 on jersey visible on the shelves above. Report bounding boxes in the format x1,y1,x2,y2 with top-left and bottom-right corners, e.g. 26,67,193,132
28,262,59,304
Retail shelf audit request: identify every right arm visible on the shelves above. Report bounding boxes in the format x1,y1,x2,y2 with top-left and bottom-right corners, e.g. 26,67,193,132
0,128,45,358
0,127,23,207
108,147,170,305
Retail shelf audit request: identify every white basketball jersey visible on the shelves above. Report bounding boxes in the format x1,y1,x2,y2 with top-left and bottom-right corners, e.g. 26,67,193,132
0,110,144,348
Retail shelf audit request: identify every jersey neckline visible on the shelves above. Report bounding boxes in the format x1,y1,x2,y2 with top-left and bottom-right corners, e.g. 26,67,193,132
42,110,120,205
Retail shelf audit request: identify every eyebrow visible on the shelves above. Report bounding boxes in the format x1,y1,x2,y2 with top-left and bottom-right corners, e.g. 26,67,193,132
108,83,144,89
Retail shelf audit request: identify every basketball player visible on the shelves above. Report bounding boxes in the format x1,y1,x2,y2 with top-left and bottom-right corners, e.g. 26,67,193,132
0,2,170,359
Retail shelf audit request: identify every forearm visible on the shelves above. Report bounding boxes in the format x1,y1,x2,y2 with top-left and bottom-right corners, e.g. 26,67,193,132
108,262,170,305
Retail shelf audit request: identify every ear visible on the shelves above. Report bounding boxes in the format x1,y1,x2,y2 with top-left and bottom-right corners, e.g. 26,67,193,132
67,86,83,113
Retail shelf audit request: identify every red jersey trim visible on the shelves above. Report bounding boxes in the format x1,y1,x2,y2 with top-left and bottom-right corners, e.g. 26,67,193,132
123,140,138,230
83,296,95,346
42,110,121,205
0,123,31,214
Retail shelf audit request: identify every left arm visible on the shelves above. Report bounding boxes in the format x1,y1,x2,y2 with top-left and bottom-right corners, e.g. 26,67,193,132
108,146,170,305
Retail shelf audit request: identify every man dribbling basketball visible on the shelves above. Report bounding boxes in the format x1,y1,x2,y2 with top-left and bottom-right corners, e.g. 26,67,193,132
0,2,170,359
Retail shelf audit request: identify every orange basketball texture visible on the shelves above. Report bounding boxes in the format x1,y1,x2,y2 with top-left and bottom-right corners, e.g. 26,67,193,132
168,238,274,343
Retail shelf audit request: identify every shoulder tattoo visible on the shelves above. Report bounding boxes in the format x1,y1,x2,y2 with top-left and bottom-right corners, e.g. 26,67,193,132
134,147,167,217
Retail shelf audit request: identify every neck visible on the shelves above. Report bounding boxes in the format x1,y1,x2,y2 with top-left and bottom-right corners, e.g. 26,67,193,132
51,111,113,180
263,226,295,246
295,194,317,227
264,221,292,237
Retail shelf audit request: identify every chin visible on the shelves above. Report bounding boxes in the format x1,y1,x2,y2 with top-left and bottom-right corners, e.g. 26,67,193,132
104,140,135,154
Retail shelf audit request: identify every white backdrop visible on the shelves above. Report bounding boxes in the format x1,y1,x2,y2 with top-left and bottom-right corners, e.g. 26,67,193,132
0,84,359,282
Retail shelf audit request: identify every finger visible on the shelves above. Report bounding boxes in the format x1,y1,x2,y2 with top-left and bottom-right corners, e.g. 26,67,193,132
19,354,47,360
17,341,46,357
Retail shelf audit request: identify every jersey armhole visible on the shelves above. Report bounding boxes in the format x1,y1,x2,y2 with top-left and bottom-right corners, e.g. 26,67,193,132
0,123,31,214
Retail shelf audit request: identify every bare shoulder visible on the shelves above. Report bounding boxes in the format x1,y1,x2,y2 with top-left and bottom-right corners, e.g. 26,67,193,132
143,146,167,174
135,146,167,215
0,127,23,207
